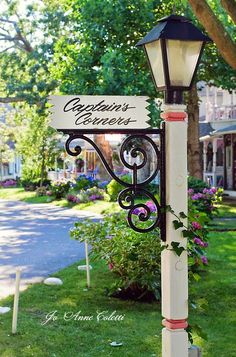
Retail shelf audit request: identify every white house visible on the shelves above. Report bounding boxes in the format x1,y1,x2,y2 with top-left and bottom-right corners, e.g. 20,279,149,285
0,104,21,182
199,85,236,190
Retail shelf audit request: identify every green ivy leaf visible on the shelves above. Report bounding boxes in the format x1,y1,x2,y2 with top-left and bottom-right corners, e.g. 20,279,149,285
183,230,195,239
179,211,187,219
164,205,174,214
191,323,208,341
160,244,168,251
171,242,185,256
173,220,184,230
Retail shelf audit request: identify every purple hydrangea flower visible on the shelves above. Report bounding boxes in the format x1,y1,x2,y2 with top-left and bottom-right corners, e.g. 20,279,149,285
191,193,203,200
133,208,140,215
193,237,202,245
201,256,208,265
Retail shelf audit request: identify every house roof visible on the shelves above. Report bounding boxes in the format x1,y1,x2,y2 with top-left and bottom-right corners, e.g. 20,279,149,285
199,122,214,138
211,124,236,136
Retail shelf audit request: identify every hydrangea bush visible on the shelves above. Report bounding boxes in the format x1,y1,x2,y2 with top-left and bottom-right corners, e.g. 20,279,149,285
67,186,109,204
73,175,99,191
71,185,222,300
71,211,162,301
51,180,71,199
0,179,17,188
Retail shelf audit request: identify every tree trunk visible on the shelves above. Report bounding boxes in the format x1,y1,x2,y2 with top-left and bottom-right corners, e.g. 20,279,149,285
40,143,46,187
188,0,236,69
221,0,236,24
94,134,113,179
187,84,202,179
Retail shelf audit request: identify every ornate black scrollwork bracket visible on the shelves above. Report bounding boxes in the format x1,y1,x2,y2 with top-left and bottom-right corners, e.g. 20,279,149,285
62,128,166,241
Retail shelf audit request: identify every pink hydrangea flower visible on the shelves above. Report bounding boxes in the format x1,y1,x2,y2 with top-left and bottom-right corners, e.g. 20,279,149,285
146,201,157,212
192,221,202,230
108,263,114,270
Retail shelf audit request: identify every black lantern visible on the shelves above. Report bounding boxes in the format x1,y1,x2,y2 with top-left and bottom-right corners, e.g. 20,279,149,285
136,15,211,104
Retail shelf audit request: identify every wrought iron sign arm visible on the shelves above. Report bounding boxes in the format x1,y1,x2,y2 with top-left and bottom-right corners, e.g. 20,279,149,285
63,128,166,240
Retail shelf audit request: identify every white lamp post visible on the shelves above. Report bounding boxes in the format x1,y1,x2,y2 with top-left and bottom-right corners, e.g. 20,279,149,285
137,14,211,357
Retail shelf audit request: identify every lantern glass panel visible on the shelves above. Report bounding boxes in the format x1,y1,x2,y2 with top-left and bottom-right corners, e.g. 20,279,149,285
145,40,165,87
166,40,203,87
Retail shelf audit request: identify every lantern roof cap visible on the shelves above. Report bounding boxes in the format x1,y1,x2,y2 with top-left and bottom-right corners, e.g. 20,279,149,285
136,14,212,46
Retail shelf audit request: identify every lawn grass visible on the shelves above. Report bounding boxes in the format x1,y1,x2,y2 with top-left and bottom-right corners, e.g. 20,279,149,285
189,230,236,357
208,218,236,230
0,260,162,357
0,188,36,201
0,230,235,356
215,198,236,217
0,188,120,215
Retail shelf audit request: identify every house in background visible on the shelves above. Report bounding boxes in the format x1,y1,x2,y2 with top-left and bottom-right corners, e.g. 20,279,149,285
199,85,236,191
0,104,21,182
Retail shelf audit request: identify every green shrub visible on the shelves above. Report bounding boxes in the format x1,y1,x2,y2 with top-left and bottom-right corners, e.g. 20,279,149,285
188,176,208,192
70,211,162,301
21,178,51,191
51,181,70,199
107,174,132,201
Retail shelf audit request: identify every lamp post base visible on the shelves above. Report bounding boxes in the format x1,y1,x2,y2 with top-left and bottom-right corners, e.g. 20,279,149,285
162,327,188,357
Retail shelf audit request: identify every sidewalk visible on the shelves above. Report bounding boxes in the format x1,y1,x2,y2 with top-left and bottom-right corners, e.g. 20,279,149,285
0,199,102,299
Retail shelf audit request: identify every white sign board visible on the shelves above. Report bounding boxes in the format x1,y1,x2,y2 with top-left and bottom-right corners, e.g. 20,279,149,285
49,95,150,130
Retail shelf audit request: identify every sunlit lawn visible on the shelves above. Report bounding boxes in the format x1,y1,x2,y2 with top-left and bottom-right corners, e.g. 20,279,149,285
0,260,162,357
215,199,236,217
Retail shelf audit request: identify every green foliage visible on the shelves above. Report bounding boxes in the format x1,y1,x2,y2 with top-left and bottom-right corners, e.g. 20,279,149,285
70,211,162,300
0,1,67,182
51,181,70,199
106,174,131,201
21,178,51,191
188,176,208,192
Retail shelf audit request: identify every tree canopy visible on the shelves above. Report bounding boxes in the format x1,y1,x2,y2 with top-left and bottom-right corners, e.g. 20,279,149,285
0,0,235,181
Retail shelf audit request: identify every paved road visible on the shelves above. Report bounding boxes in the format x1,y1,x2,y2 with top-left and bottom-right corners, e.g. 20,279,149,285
0,199,101,299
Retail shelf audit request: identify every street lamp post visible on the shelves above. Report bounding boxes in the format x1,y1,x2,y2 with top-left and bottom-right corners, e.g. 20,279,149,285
137,15,211,357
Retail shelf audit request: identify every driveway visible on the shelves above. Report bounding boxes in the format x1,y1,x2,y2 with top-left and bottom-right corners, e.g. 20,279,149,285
0,199,102,299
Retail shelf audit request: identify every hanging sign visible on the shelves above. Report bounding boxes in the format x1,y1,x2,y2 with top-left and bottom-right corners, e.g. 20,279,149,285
49,95,150,130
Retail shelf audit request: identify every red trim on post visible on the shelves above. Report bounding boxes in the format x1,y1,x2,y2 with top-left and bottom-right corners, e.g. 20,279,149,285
161,112,187,122
162,318,188,330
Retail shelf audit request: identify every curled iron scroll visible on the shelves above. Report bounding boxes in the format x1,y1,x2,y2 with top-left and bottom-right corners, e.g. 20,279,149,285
64,132,162,234
118,187,161,233
119,134,160,186
65,134,132,187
